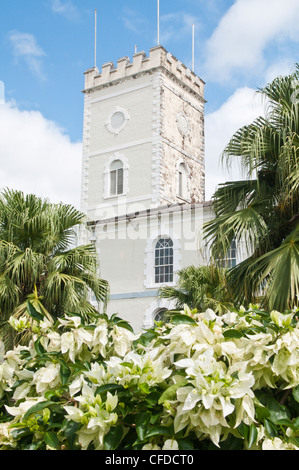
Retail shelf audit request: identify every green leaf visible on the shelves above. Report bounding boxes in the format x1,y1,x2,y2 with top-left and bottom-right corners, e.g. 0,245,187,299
256,391,291,424
136,412,151,441
34,336,46,356
44,431,59,449
158,382,187,404
255,405,270,421
237,422,249,440
137,330,159,347
104,426,123,450
114,321,134,333
59,362,71,385
170,314,197,325
248,424,258,449
292,417,299,430
64,420,81,438
264,419,278,438
138,383,150,395
27,302,44,322
293,385,299,403
11,427,32,440
95,384,124,395
145,426,172,439
23,401,56,420
223,329,244,339
177,438,194,450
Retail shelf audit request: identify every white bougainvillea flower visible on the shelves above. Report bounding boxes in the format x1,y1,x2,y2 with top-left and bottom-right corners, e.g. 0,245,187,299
8,315,29,332
163,439,179,450
262,437,299,451
61,331,76,362
64,405,85,423
270,311,294,328
33,362,61,394
92,321,109,357
5,397,45,420
111,326,139,357
58,315,82,329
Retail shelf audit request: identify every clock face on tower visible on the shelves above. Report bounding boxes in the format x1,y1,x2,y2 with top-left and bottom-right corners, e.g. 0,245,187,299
176,112,190,136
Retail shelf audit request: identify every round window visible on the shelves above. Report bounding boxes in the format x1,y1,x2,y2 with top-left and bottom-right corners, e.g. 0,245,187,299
110,111,126,131
177,112,190,136
106,107,130,135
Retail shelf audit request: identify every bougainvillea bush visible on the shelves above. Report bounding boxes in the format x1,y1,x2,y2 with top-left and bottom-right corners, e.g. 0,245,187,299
1,304,299,450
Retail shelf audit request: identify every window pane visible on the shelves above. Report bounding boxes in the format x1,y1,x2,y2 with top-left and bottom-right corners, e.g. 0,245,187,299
117,168,124,194
154,238,174,284
110,170,117,195
179,171,183,197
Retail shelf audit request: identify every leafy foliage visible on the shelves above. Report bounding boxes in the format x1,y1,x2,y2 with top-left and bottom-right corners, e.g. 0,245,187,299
204,65,299,311
0,189,109,349
1,303,299,450
159,265,235,314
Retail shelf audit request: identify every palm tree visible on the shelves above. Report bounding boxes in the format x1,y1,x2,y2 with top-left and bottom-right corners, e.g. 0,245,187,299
0,188,109,348
159,265,235,314
204,65,299,311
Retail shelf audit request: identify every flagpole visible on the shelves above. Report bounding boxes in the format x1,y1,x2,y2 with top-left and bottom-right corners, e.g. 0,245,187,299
157,0,160,45
192,24,195,72
94,9,97,68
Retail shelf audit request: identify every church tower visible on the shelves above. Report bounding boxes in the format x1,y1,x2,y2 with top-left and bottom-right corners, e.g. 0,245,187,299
80,46,210,332
80,45,205,221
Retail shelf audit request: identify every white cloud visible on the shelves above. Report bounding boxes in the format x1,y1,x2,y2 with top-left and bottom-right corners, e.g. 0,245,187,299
50,0,79,20
203,0,299,82
0,102,82,208
205,87,265,200
8,31,46,80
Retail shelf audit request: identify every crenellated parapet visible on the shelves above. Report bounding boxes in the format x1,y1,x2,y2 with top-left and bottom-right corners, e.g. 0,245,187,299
83,45,205,97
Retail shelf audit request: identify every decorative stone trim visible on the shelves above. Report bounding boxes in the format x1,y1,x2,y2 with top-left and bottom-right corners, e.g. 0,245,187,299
105,106,130,135
151,72,163,207
80,94,92,213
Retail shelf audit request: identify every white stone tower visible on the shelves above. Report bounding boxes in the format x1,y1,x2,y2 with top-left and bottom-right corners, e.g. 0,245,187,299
80,46,205,221
80,46,210,332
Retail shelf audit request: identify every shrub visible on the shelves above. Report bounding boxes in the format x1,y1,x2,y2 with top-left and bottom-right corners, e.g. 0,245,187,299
1,304,299,450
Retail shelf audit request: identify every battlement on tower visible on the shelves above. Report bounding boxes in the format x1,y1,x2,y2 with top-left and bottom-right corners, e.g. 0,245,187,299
83,45,205,97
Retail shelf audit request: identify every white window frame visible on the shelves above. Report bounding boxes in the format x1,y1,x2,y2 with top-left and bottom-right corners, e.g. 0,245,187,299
177,160,191,202
143,299,177,329
104,153,129,199
154,237,174,284
144,230,181,289
105,106,130,135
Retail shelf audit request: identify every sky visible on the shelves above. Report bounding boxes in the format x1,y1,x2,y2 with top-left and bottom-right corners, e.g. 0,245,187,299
0,0,298,208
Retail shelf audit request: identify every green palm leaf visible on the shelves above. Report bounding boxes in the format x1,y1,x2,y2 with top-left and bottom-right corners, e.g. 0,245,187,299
204,65,299,310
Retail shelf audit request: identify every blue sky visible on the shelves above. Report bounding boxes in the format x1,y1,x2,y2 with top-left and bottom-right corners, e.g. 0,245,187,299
0,0,298,207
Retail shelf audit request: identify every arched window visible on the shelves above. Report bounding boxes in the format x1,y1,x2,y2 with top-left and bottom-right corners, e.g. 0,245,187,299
154,308,168,323
110,159,124,196
104,153,129,200
178,163,189,200
155,238,174,284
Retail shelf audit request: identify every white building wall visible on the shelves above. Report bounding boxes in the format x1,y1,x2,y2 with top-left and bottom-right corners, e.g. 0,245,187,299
86,203,213,332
